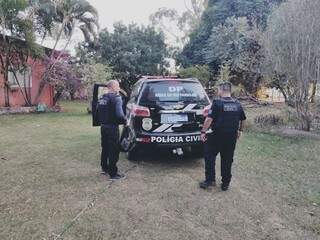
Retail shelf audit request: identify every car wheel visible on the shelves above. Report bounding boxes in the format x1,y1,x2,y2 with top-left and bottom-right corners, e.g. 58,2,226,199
127,146,139,161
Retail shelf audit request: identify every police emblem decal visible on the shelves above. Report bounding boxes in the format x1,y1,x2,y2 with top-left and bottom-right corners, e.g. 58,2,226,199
142,118,153,131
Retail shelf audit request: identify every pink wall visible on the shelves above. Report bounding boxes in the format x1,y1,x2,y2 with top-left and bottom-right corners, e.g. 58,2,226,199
0,59,54,107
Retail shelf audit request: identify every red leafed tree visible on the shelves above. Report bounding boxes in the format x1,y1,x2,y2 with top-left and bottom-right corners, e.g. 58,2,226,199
43,56,81,105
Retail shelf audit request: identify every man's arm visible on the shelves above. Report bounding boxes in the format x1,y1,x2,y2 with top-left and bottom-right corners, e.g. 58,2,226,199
237,103,246,138
202,117,213,133
115,96,127,125
200,100,218,142
201,117,213,142
237,120,245,139
239,120,245,132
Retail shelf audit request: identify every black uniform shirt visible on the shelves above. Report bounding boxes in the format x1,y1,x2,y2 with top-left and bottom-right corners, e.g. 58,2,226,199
97,93,127,125
208,97,246,133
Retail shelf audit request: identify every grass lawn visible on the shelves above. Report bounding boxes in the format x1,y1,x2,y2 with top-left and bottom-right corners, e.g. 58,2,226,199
0,101,319,240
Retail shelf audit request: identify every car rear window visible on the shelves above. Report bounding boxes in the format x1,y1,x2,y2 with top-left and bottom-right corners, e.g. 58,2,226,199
139,81,208,104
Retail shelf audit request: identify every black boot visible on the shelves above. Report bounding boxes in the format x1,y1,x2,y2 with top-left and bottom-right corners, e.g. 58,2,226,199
110,173,126,181
199,180,216,189
221,183,229,191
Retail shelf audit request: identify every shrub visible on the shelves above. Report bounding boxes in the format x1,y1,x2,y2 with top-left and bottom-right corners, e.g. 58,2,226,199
254,114,284,126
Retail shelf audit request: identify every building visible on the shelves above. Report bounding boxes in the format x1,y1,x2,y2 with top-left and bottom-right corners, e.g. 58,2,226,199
257,87,285,103
0,36,54,108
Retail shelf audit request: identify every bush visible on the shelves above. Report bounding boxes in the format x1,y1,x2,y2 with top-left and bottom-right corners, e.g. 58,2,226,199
254,114,284,126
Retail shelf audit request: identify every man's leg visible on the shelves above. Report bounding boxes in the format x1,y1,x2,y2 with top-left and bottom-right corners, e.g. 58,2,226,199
204,139,218,183
220,133,237,189
107,127,120,178
200,134,220,189
100,126,109,173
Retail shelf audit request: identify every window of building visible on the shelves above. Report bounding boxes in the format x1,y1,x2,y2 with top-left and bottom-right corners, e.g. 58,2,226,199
8,67,32,88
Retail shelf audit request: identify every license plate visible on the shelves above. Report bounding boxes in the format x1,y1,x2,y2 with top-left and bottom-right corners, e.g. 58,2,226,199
161,114,188,123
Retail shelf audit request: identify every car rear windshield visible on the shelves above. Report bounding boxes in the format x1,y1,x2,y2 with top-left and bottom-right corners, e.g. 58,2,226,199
139,81,208,104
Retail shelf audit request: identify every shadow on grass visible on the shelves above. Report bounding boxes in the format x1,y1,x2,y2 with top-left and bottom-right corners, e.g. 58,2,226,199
129,147,203,169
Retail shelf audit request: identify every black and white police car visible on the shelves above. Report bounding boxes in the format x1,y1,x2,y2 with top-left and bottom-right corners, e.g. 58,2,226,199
120,76,211,160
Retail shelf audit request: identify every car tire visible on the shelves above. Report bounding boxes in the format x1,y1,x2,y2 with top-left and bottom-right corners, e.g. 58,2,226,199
127,146,139,161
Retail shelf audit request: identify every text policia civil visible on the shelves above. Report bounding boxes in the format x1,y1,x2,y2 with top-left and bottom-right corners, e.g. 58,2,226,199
150,135,201,144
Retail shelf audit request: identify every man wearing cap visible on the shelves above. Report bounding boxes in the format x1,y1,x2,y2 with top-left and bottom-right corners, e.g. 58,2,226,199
199,82,246,191
97,80,127,180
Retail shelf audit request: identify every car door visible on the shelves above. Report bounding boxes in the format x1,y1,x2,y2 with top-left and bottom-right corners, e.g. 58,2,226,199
120,82,143,152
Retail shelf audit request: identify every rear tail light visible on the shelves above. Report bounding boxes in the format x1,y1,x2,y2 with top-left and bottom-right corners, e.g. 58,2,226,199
132,105,150,117
136,137,151,143
203,105,211,117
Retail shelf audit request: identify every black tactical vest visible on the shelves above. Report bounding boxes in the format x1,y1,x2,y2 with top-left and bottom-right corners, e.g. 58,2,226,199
211,97,243,133
97,93,117,125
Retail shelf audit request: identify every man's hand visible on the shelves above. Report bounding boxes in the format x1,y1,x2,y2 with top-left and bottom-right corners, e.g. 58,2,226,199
237,130,243,139
201,132,207,142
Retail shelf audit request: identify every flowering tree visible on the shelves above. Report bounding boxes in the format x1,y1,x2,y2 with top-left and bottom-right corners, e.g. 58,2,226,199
43,56,81,105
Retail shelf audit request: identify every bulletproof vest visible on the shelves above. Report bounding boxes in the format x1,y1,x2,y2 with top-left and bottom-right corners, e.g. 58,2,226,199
97,93,118,125
212,97,242,133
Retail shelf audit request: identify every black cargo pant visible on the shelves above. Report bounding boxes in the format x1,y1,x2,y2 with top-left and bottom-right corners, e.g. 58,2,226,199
204,131,238,185
101,124,120,177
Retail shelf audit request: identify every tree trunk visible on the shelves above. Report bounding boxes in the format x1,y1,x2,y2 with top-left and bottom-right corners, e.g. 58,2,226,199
4,72,10,107
295,101,312,131
310,81,317,103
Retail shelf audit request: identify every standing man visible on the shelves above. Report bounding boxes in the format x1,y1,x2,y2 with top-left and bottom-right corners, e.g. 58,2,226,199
199,82,246,191
97,80,127,180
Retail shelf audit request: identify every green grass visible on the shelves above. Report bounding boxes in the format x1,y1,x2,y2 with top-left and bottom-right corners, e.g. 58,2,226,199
238,132,320,204
0,101,319,239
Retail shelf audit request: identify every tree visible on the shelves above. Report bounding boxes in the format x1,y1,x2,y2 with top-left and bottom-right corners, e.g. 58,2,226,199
178,0,283,67
217,62,233,83
98,23,168,91
43,56,81,105
178,65,212,87
77,60,113,110
205,17,250,69
35,0,99,102
0,0,42,107
205,17,263,93
262,0,320,131
43,0,99,54
150,0,208,48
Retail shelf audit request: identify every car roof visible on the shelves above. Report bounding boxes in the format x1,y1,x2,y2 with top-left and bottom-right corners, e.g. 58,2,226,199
136,77,200,84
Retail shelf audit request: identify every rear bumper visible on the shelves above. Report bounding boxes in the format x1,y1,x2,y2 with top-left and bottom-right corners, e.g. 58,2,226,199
135,131,203,148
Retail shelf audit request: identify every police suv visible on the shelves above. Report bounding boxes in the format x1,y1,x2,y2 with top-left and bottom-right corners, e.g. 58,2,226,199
120,76,211,159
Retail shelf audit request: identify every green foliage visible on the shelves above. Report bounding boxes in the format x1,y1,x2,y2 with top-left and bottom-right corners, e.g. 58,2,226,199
78,61,113,99
179,0,283,67
217,62,233,82
98,22,168,90
32,0,99,50
34,0,99,104
0,0,43,106
54,0,99,42
178,65,211,86
0,0,38,50
204,16,263,93
205,17,251,68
